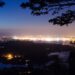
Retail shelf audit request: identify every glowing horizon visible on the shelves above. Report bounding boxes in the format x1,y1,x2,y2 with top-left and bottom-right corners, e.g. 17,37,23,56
12,35,72,42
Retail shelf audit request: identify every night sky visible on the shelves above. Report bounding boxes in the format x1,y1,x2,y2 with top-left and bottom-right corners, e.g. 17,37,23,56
0,0,75,37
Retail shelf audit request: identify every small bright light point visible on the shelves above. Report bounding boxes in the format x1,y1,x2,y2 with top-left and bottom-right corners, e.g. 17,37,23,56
55,38,60,41
5,53,14,60
12,36,18,40
27,71,31,74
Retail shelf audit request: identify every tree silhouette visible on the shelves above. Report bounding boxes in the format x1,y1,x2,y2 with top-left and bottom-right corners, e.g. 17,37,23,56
0,1,5,7
20,0,75,26
0,0,75,26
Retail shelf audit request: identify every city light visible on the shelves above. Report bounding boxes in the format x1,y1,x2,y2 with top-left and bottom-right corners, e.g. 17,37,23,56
4,53,14,60
12,35,73,42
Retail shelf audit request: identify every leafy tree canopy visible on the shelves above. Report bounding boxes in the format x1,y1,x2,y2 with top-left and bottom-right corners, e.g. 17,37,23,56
20,0,75,26
0,1,5,7
0,0,75,26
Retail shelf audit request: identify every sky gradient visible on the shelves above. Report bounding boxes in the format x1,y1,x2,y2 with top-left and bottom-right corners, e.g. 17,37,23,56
0,0,75,37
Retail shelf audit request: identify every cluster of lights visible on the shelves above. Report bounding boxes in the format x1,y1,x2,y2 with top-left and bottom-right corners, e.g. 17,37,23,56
4,53,14,60
12,36,72,42
3,53,21,60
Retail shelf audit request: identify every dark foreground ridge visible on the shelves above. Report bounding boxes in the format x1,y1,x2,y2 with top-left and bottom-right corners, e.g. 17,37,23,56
0,40,75,75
